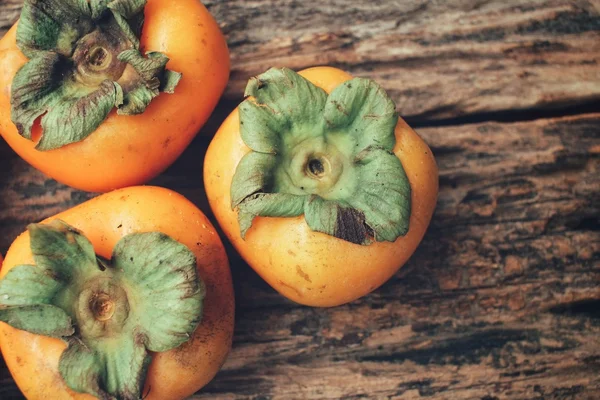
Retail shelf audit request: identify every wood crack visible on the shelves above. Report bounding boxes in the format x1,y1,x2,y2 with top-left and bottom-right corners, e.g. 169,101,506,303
408,99,600,128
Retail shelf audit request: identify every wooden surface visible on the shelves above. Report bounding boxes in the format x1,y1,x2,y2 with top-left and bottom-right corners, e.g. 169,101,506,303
1,0,599,399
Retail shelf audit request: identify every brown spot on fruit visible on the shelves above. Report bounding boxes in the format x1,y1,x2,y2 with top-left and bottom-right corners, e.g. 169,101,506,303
296,266,312,283
278,280,303,298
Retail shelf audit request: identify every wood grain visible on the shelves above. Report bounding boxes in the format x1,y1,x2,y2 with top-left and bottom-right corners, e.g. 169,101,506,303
0,0,599,399
208,0,600,120
192,113,600,399
1,112,599,399
1,0,599,120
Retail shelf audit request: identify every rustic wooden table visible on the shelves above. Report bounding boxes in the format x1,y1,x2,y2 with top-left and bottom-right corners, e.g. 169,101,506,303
1,0,599,399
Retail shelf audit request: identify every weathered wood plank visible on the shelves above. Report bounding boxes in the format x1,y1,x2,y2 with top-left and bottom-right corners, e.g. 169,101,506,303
217,0,600,120
192,114,600,399
1,0,599,120
1,113,598,399
208,0,600,119
197,114,600,399
218,0,600,119
198,315,600,399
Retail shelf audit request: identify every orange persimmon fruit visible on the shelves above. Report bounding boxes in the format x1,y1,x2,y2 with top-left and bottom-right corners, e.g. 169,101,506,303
0,186,234,399
0,0,229,192
204,66,438,307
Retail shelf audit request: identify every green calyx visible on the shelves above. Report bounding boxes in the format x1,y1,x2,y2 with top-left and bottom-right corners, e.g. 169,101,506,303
231,68,412,245
0,221,205,399
11,0,182,151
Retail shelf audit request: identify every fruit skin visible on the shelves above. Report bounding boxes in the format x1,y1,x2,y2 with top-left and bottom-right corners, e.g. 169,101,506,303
204,66,438,307
0,186,235,400
0,0,230,192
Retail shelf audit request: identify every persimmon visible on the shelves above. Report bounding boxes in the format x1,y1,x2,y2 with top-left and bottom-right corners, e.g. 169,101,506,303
0,0,229,192
204,66,438,307
0,186,234,399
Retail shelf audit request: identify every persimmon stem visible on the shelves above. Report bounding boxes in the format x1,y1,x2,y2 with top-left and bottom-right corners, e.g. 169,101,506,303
307,158,326,178
89,293,116,321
